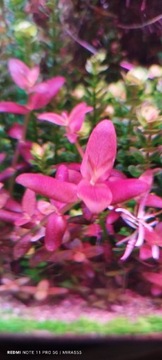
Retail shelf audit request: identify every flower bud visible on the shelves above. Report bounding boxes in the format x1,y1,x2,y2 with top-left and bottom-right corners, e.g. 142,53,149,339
14,21,37,39
108,81,126,101
125,67,148,86
136,102,160,126
148,65,162,79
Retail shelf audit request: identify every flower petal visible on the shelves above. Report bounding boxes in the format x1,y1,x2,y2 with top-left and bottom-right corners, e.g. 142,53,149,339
77,179,112,213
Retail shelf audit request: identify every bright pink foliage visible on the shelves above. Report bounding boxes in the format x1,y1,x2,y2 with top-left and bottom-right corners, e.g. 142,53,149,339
0,58,65,114
16,120,149,215
37,102,93,143
8,58,40,92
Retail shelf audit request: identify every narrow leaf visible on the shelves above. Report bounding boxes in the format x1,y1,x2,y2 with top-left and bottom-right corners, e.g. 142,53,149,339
16,173,78,203
108,179,149,204
81,120,117,183
0,101,28,114
45,213,66,251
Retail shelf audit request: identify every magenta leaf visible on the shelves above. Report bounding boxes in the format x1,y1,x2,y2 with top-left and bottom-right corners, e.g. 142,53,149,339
16,173,78,204
0,209,21,223
38,112,66,125
22,189,36,216
38,102,92,144
140,244,152,260
145,194,162,208
5,198,22,213
108,179,149,204
77,179,112,213
139,170,154,187
13,234,32,260
8,123,23,140
45,213,67,251
156,222,162,235
0,101,28,114
8,58,39,92
68,102,93,132
18,141,33,163
143,272,162,288
28,76,65,110
55,165,69,182
144,226,162,246
0,191,9,209
0,167,15,182
81,120,117,183
0,153,6,163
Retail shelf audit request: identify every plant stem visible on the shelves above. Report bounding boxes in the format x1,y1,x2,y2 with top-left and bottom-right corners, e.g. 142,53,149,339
75,140,84,159
9,112,30,195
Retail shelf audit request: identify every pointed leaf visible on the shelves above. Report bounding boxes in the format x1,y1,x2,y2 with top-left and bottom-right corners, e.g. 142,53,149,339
0,191,9,209
22,189,36,216
0,167,15,182
5,198,22,213
140,244,152,260
69,102,93,132
81,120,117,183
139,170,153,187
34,280,49,301
145,194,162,208
77,179,112,213
155,222,162,235
28,76,65,110
8,123,23,139
13,235,31,260
55,165,69,182
144,226,162,246
143,272,162,288
16,173,78,203
0,101,28,114
0,209,21,223
108,179,149,204
19,141,33,163
45,213,66,251
8,59,39,91
37,112,66,125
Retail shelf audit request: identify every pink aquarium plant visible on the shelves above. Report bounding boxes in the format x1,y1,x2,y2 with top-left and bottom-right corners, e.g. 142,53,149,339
0,58,65,113
37,102,93,144
16,120,149,252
